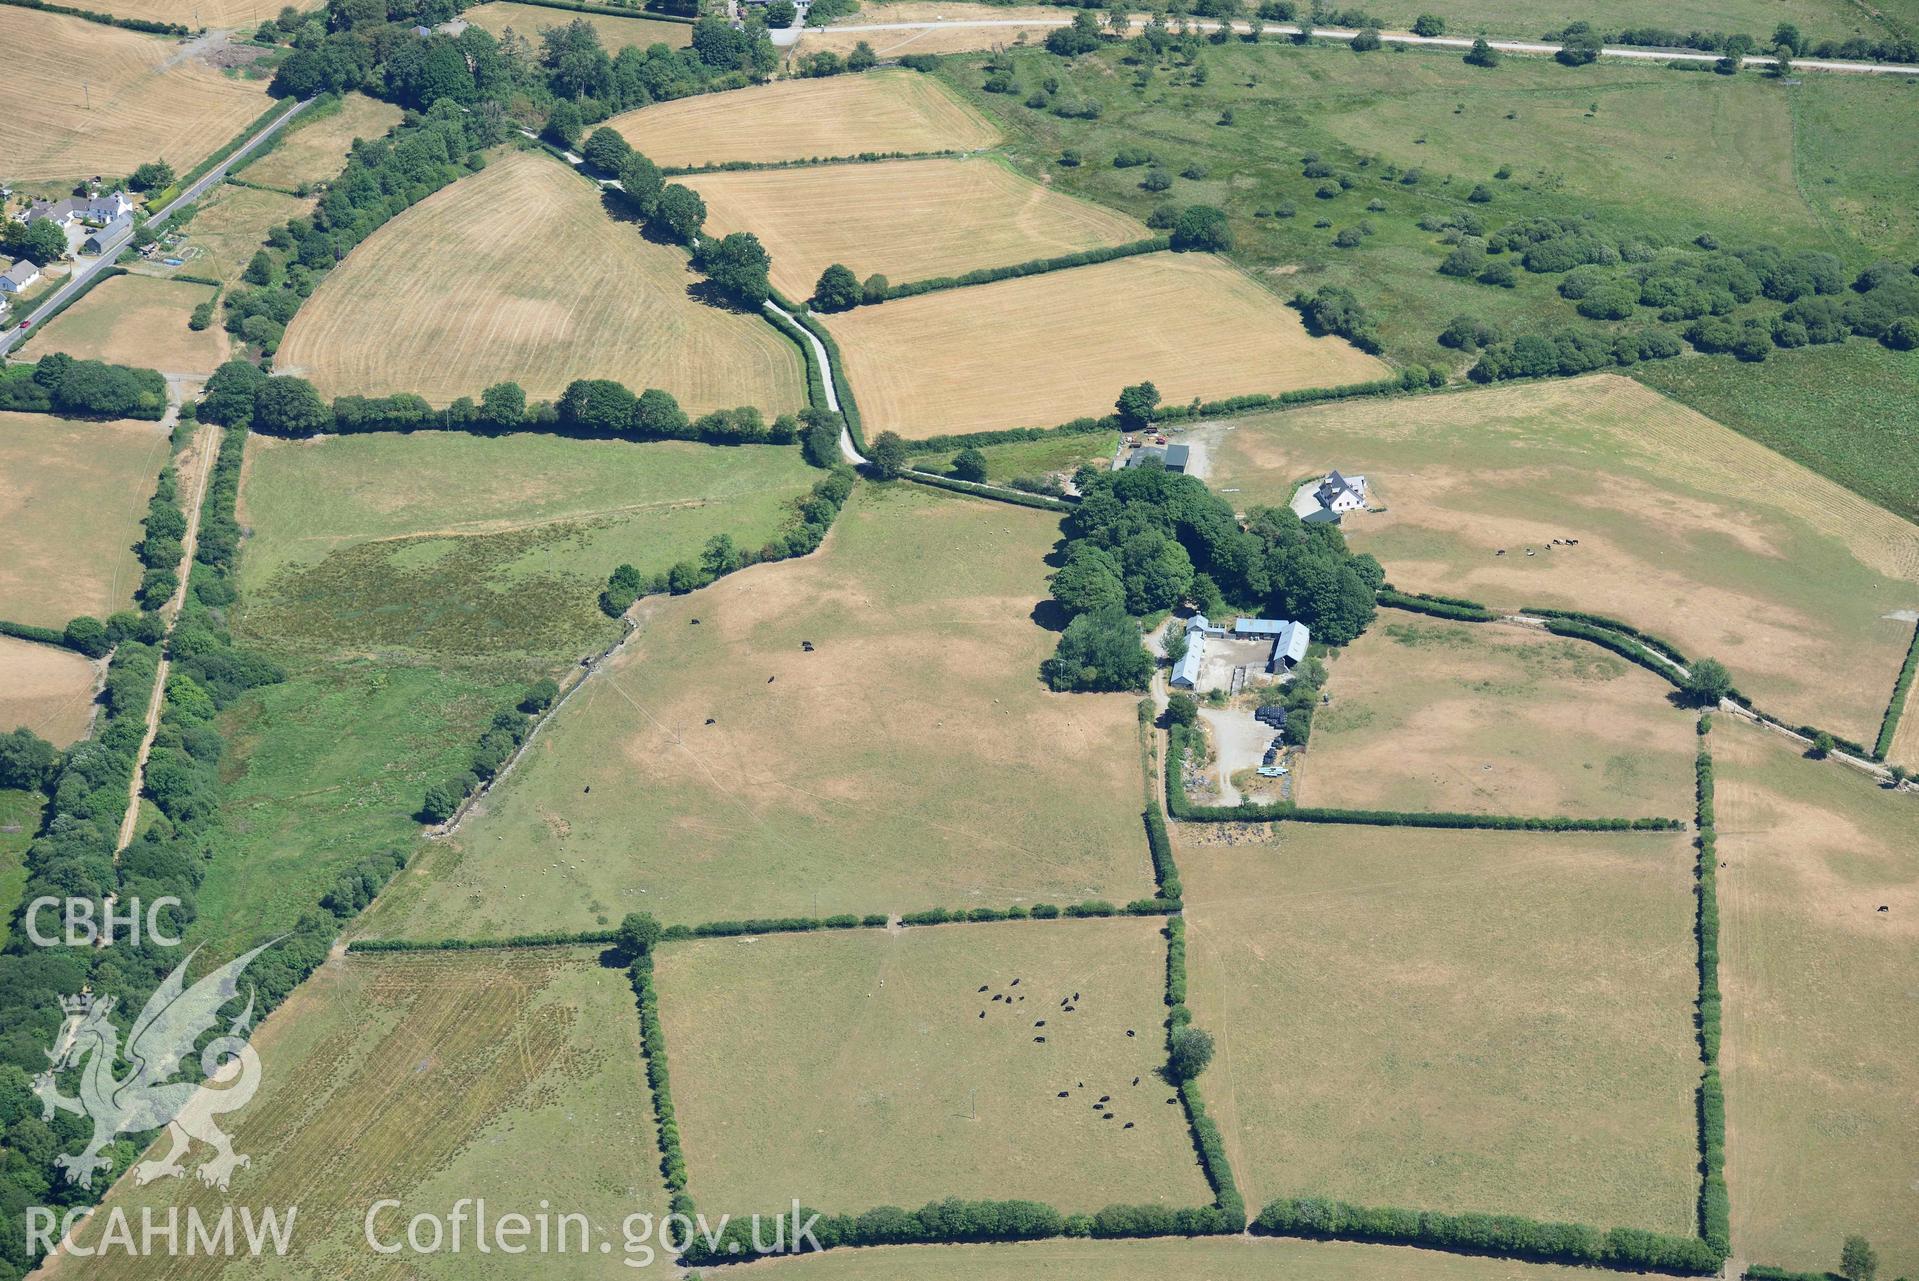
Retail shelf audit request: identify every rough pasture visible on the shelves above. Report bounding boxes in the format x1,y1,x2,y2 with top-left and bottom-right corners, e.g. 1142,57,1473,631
28,275,226,374
236,91,403,191
0,636,99,748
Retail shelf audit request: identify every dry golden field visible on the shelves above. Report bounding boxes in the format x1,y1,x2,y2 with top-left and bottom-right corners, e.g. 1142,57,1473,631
825,252,1389,438
1179,823,1702,1232
0,8,271,182
464,0,693,51
686,156,1147,299
43,947,677,1280
1304,618,1697,819
237,91,402,190
609,68,999,167
29,274,226,373
1888,635,1919,769
790,3,1078,58
151,183,312,283
80,0,266,24
1713,720,1918,1278
276,149,807,410
1206,374,1919,746
0,413,170,628
656,919,1212,1215
0,636,98,748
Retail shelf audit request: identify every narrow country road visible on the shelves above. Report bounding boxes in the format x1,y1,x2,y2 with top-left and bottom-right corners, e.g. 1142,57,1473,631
762,299,868,466
1,97,315,359
113,406,221,857
807,15,1919,75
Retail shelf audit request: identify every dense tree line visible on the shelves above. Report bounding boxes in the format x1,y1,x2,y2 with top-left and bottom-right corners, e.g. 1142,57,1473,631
1692,744,1729,1256
417,679,563,823
1543,17,1917,64
0,353,167,420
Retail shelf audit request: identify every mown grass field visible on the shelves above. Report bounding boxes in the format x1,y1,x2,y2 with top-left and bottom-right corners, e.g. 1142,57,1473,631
825,251,1388,438
1179,823,1701,1232
0,635,98,749
146,183,314,285
1205,374,1919,745
733,1234,1666,1280
275,148,807,411
0,7,271,182
915,431,1118,485
1636,344,1919,526
464,0,693,51
685,156,1148,299
656,918,1210,1215
1713,719,1918,1279
609,68,1000,167
358,484,1153,939
28,274,226,373
233,430,818,663
47,947,675,1280
236,91,403,191
1304,618,1695,819
0,789,43,950
0,412,169,628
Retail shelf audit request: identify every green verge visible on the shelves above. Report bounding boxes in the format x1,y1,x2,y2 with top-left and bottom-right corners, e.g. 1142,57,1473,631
1165,725,1682,831
1871,622,1919,760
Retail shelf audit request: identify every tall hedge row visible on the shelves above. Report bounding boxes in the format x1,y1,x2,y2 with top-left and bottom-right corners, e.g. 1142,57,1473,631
662,148,966,176
871,239,1172,305
902,470,1075,511
1142,806,1183,902
1522,606,1689,664
1254,1198,1722,1272
629,955,695,1211
1872,621,1919,760
1377,589,1497,622
1692,742,1730,1256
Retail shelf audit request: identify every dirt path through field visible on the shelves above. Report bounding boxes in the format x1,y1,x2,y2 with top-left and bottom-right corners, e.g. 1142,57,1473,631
112,400,219,858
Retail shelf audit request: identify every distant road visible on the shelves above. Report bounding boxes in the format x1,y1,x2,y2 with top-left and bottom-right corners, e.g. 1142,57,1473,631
1,96,314,359
809,15,1919,75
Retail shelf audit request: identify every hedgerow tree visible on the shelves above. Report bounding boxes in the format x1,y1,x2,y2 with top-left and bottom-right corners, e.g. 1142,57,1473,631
252,375,330,437
580,126,632,174
869,431,909,479
1840,1236,1877,1281
1465,35,1499,65
653,183,706,244
951,447,988,482
619,912,664,957
1171,204,1233,251
128,160,174,192
480,380,525,429
800,407,841,468
698,231,772,307
812,263,862,311
618,152,665,217
1166,692,1199,727
1042,605,1153,691
1116,380,1161,427
1169,1026,1215,1080
1045,8,1104,54
1682,657,1735,706
1413,13,1444,35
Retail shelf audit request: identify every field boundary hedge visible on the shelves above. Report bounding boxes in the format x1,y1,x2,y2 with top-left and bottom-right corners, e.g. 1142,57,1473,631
1166,726,1680,831
149,96,305,211
1521,606,1690,665
661,148,970,175
1163,916,1246,1226
0,619,86,651
0,0,189,35
498,0,698,24
900,469,1075,511
761,303,834,416
1692,739,1729,1255
862,238,1172,306
1252,1198,1723,1273
780,299,868,455
1871,620,1919,760
1377,589,1498,622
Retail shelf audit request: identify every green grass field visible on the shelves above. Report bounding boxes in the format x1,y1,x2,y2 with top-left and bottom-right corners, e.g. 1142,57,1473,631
357,484,1153,939
1304,618,1696,818
655,918,1211,1215
913,432,1118,485
1205,374,1919,745
1713,720,1918,1278
186,658,525,955
734,1234,1674,1279
1179,823,1701,1232
1636,344,1919,525
234,431,819,664
0,788,41,949
50,947,675,1279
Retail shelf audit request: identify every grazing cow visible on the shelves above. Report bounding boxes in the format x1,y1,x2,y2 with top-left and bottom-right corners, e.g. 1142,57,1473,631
1035,1020,1046,1028
1879,905,1890,912
691,618,700,624
1098,1095,1110,1103
704,718,716,725
1126,1029,1135,1038
1132,1076,1140,1086
1035,1036,1046,1043
1073,992,1080,1001
979,1011,985,1019
1166,1097,1177,1104
1102,1112,1114,1120
1077,1081,1084,1089
1124,1122,1135,1129
1058,1091,1069,1098
979,985,989,992
802,641,815,651
1011,978,1020,986
767,676,775,683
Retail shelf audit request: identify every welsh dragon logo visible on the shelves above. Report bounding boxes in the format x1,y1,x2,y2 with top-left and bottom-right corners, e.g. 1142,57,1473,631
33,941,278,1191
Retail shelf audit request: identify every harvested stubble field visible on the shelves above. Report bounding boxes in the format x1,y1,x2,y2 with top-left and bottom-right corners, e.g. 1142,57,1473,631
147,183,313,284
358,484,1153,938
609,68,999,167
28,274,226,373
275,149,806,411
731,1234,1615,1280
686,156,1147,300
1205,374,1919,746
236,91,403,191
0,636,98,748
233,429,818,661
1304,618,1696,819
656,918,1210,1214
791,3,1080,59
1713,719,1918,1278
825,251,1388,439
0,412,169,627
45,947,676,1280
79,0,263,23
1178,824,1701,1232
0,8,270,182
463,0,692,51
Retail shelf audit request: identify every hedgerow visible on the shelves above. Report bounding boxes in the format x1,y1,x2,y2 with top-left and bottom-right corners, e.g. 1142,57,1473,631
1522,606,1689,665
871,238,1172,304
1540,619,1685,684
1252,1198,1723,1272
0,351,167,420
629,954,695,1209
347,930,620,953
901,470,1075,510
0,0,188,35
1377,588,1497,622
1872,622,1919,760
1142,806,1183,902
660,149,968,176
1692,741,1729,1256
